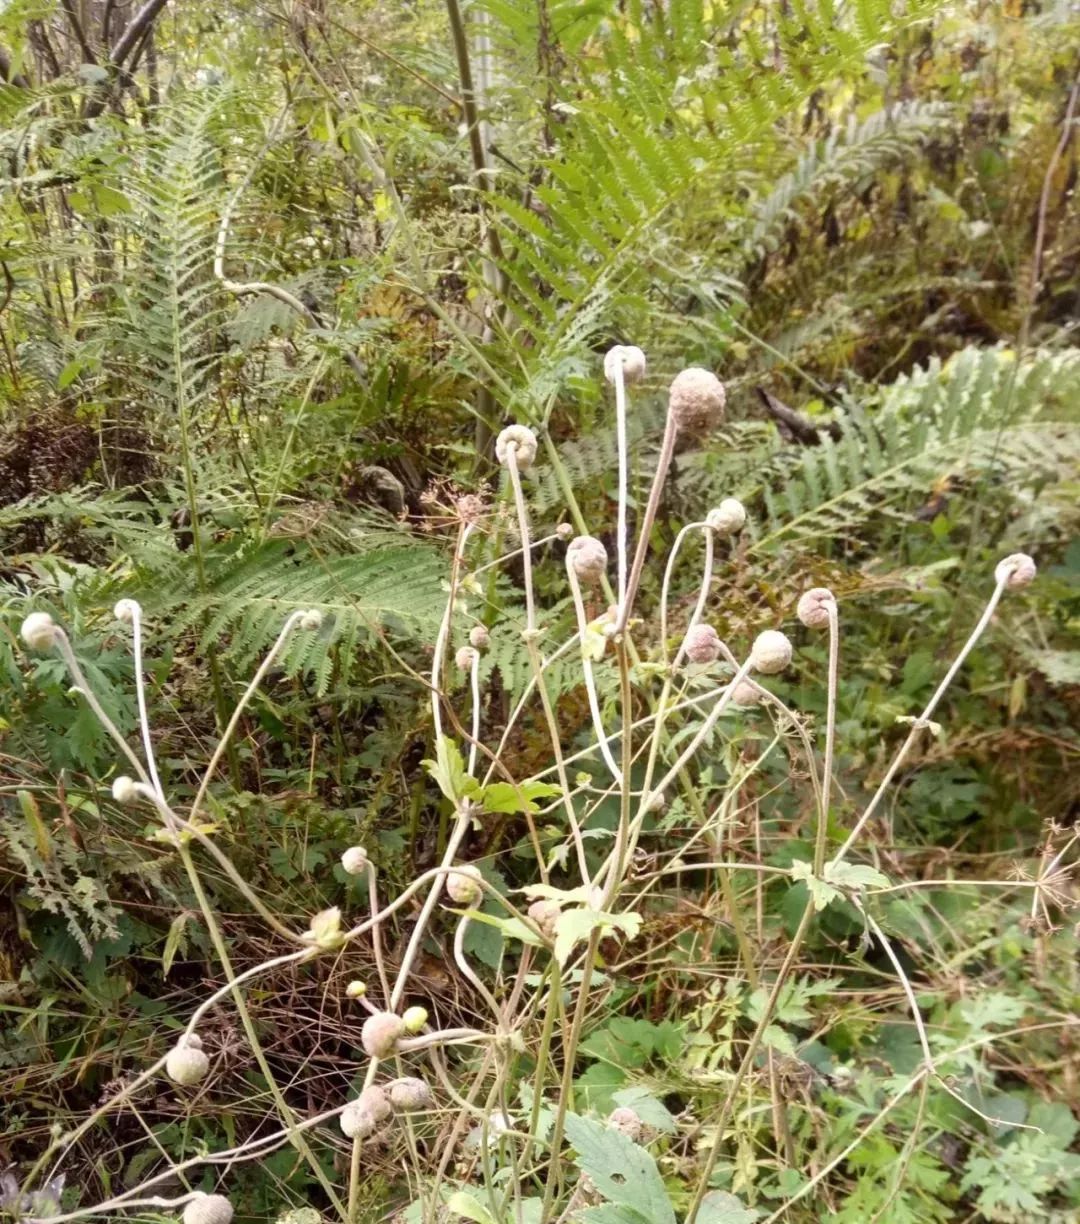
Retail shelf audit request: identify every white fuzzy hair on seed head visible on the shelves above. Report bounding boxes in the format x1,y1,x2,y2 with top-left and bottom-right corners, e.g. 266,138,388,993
668,368,726,434
994,553,1036,589
603,345,647,385
495,424,538,471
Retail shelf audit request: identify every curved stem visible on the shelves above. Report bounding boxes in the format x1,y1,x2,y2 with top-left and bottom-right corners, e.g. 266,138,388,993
567,565,622,784
616,414,677,633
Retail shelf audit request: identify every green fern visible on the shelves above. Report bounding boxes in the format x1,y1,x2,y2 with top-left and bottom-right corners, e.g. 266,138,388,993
741,101,952,259
144,533,448,695
481,0,947,396
750,346,1080,551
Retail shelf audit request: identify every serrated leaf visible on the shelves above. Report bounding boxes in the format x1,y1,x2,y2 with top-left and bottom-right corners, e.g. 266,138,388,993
789,860,840,911
422,736,480,804
553,908,642,967
480,779,561,815
564,1114,675,1224
445,1190,498,1224
823,860,890,891
697,1191,760,1223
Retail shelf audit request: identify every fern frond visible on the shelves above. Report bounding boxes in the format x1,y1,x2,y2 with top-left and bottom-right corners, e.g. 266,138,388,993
750,346,1080,551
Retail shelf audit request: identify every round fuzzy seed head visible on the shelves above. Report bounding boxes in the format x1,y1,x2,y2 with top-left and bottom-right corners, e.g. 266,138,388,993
455,646,477,672
705,498,746,535
566,535,608,585
166,1043,210,1086
995,553,1037,590
446,865,483,906
731,680,761,708
111,776,138,805
361,1011,405,1059
300,609,323,631
683,623,722,665
402,1005,428,1034
796,587,835,630
341,846,368,875
603,345,647,385
469,624,490,650
389,1076,433,1111
495,424,538,471
20,612,58,652
113,598,140,624
646,790,667,813
358,1085,392,1123
345,980,366,999
340,1100,377,1139
304,906,343,950
277,1211,322,1224
668,368,726,434
555,522,574,540
608,1107,643,1142
527,898,561,939
183,1194,234,1224
750,630,793,675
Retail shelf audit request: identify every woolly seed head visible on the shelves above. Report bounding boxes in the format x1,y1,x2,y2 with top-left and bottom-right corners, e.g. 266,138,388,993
455,645,477,671
340,846,368,875
340,1100,378,1139
705,498,746,535
166,1043,210,1086
402,1005,428,1034
646,790,667,813
603,345,647,385
111,776,139,805
796,587,835,629
527,898,561,939
468,624,490,650
20,612,58,652
566,535,608,585
446,864,483,906
608,1107,643,1142
183,1194,234,1224
300,609,323,631
389,1076,433,1111
668,368,726,434
995,553,1036,590
495,424,538,471
345,980,366,999
731,680,761,708
361,1011,405,1059
113,598,140,624
358,1085,392,1123
750,629,793,675
683,623,722,665
555,522,573,540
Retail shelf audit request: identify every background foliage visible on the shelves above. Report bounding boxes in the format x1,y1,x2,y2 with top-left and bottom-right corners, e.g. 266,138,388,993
1,0,1078,1221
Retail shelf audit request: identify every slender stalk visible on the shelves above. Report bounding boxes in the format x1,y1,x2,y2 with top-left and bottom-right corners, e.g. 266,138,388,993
125,603,164,798
616,414,677,632
816,600,839,873
833,574,1009,865
613,359,629,609
188,611,307,823
567,564,622,784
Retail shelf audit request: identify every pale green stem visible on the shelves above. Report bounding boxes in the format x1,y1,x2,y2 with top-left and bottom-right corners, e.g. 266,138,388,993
567,563,622,784
615,413,677,632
